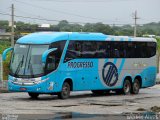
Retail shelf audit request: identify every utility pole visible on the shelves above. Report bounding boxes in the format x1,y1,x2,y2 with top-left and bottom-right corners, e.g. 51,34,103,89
133,10,140,37
80,28,83,32
11,4,14,47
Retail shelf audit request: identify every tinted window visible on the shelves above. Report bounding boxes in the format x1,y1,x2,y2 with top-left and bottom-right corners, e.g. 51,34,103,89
64,41,82,62
64,40,156,61
81,41,97,58
46,40,66,73
50,40,66,59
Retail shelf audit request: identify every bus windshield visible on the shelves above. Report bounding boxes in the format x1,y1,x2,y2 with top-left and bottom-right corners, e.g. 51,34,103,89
10,44,49,77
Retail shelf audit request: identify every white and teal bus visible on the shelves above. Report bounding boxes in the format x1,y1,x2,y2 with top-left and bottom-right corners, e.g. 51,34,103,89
3,32,157,99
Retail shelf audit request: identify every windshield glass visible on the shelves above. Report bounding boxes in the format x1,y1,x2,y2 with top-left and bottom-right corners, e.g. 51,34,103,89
10,44,49,77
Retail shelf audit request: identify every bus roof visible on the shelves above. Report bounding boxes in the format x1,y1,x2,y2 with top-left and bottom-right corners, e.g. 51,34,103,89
16,32,156,44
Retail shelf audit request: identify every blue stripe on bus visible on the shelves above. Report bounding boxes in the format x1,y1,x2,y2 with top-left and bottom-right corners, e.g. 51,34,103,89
113,59,117,64
118,58,125,74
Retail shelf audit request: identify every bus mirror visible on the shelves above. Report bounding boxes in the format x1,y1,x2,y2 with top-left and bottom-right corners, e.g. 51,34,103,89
2,47,13,61
42,48,57,64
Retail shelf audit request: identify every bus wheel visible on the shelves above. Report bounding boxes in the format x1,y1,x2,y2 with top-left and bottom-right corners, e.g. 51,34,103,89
131,79,140,94
28,92,39,99
58,82,70,99
122,79,131,95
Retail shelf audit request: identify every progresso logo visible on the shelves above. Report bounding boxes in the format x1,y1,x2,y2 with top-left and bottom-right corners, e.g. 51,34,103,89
102,62,118,87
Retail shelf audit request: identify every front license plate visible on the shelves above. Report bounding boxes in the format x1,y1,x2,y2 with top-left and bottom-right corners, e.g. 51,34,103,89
20,87,27,91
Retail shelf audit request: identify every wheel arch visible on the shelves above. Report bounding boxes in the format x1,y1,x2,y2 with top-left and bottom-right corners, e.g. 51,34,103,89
63,78,73,91
122,75,132,87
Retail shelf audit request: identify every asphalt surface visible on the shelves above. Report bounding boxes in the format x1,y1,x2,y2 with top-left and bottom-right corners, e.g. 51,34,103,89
0,85,160,119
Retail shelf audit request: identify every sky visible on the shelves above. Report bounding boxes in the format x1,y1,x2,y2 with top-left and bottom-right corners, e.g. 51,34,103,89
0,0,160,25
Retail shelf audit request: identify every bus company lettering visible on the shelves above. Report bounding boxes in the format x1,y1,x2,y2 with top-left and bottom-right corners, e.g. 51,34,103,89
68,62,93,68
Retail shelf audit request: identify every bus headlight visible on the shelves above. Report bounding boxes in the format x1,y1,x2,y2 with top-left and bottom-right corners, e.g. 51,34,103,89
11,77,49,85
33,77,49,84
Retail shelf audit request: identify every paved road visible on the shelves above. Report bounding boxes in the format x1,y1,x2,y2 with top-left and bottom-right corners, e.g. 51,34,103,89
0,85,160,119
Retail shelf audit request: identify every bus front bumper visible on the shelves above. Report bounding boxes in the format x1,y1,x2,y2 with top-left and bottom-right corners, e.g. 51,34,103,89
8,77,56,93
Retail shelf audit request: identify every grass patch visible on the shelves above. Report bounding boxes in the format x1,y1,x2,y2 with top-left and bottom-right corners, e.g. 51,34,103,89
150,106,160,112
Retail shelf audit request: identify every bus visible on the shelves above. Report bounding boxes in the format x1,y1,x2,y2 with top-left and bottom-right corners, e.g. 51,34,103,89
2,32,157,99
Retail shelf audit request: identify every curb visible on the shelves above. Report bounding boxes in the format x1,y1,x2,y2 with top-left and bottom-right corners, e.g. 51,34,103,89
0,88,9,93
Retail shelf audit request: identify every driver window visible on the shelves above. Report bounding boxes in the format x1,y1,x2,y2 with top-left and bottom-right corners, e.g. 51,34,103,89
46,52,56,73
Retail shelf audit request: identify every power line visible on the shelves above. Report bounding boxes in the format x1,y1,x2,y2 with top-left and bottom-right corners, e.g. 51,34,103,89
1,10,147,26
4,9,159,25
13,0,104,21
0,12,86,24
0,12,138,26
140,18,160,23
13,0,127,23
16,9,41,17
1,12,145,26
15,8,48,21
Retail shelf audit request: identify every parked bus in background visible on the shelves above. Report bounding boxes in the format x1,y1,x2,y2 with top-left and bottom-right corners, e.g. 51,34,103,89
3,32,157,99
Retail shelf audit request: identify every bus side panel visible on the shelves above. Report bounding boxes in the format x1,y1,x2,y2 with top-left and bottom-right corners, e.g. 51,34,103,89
97,56,157,90
140,67,157,87
57,56,157,92
97,58,124,90
140,56,157,88
42,71,62,93
119,57,157,88
57,43,157,92
61,59,106,91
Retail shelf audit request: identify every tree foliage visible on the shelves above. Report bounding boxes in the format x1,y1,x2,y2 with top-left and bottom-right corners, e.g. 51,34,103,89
1,20,160,36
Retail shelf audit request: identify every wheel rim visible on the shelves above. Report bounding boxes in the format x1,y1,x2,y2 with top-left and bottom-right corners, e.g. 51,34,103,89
62,84,70,97
124,82,130,94
134,81,140,93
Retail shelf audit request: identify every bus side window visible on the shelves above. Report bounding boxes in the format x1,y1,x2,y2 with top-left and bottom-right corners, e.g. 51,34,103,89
50,41,66,60
96,42,106,58
65,41,82,62
75,42,82,57
146,42,156,57
81,41,96,58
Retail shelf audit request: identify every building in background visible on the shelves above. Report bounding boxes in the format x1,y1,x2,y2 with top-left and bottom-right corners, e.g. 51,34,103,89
0,28,11,40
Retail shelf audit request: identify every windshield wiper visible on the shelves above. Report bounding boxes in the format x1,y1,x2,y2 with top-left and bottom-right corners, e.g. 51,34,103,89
27,56,34,77
14,55,24,76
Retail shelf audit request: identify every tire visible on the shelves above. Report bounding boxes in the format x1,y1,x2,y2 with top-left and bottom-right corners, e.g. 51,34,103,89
91,90,110,95
58,82,70,99
131,79,140,94
122,79,131,95
28,92,39,99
